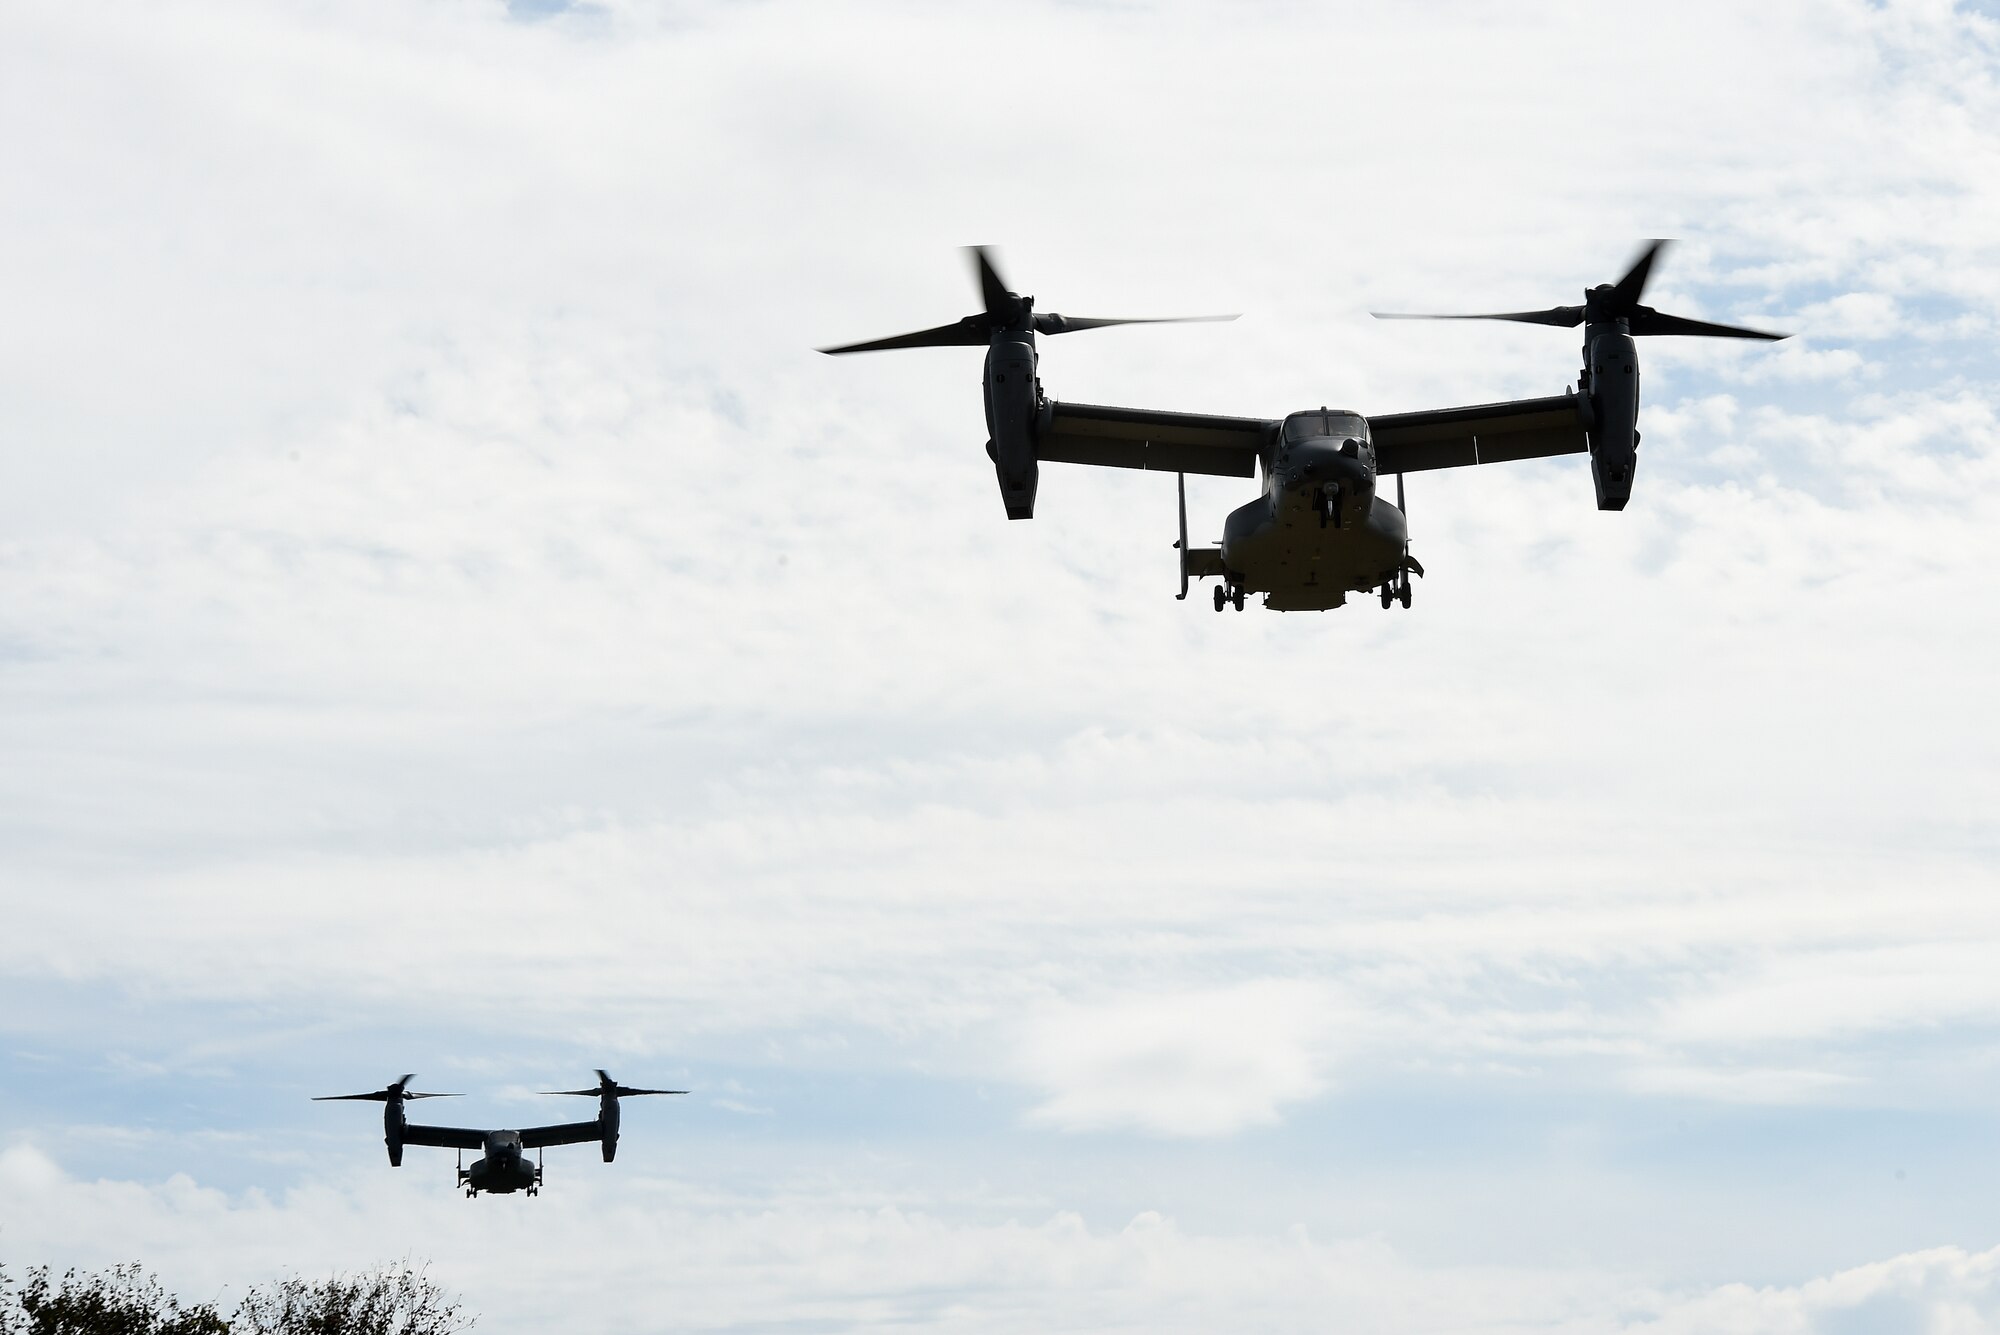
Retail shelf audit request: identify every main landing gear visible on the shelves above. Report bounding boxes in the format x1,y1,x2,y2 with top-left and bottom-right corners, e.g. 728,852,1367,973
1380,571,1413,609
1212,582,1245,613
1381,477,1421,609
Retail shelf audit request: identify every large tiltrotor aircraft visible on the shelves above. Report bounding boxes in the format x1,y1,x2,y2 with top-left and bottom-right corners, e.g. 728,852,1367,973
822,242,1785,612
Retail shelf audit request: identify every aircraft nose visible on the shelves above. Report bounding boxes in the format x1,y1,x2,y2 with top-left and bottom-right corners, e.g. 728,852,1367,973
1290,441,1365,484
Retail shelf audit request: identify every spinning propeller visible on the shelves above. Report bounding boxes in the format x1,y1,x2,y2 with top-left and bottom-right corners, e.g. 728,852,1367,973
820,246,1237,520
313,1074,461,1102
818,246,1235,354
542,1069,686,1099
1374,239,1787,341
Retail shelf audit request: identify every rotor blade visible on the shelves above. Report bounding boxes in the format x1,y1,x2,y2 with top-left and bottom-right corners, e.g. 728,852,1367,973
1610,239,1671,308
1372,306,1584,328
1035,313,1238,335
313,1068,461,1100
818,319,989,355
541,1088,603,1097
312,1090,460,1101
390,1075,462,1098
596,1070,685,1097
1628,310,1788,340
969,246,1012,318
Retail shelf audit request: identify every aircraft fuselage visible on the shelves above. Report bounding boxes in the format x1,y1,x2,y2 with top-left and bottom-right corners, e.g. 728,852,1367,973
1219,410,1410,611
461,1131,539,1196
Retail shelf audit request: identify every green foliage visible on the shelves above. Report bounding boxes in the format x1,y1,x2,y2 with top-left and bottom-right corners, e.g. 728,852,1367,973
0,1263,228,1335
231,1266,469,1335
0,1264,470,1335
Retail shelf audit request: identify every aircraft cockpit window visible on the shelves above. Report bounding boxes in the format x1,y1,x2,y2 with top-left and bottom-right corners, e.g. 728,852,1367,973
1283,411,1367,444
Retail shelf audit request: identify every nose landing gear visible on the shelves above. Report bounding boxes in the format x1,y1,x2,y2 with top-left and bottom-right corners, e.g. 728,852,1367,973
1317,486,1344,529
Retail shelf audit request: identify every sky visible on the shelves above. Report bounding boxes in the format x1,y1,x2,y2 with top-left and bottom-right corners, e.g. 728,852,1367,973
2,0,1999,1330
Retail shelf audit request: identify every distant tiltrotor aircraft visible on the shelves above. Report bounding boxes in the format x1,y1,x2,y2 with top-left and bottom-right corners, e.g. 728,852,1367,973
315,1070,682,1197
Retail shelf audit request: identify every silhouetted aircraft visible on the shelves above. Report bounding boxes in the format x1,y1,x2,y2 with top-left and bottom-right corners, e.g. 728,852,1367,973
823,242,1785,612
315,1070,683,1197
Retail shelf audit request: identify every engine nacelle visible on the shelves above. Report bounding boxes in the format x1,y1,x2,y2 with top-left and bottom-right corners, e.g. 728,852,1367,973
984,337,1040,520
1584,328,1640,511
600,1093,621,1163
384,1098,405,1166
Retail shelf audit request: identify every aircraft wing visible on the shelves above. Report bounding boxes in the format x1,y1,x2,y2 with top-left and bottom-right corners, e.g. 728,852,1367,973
1037,401,1273,478
1370,394,1590,475
518,1119,603,1150
400,1123,487,1151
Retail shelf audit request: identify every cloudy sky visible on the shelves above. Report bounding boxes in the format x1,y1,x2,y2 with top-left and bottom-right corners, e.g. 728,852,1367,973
3,0,1998,1330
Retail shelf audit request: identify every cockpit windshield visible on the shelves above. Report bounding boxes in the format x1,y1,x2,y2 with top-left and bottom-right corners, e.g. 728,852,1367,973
1283,410,1367,444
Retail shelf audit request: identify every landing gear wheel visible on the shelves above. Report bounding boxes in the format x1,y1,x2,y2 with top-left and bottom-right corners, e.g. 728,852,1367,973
1213,584,1227,613
1381,582,1394,609
1398,578,1412,609
1231,586,1246,612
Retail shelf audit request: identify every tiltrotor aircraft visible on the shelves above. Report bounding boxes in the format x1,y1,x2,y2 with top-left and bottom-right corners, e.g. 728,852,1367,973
315,1070,683,1197
822,243,1785,612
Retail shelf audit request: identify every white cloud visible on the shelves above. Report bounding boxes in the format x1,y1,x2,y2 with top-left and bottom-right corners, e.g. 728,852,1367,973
1719,342,1873,385
1627,1247,2000,1335
2,0,1999,1328
1796,292,1907,340
1624,1065,1862,1106
1014,981,1344,1137
1660,943,2000,1047
8,1145,2000,1335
